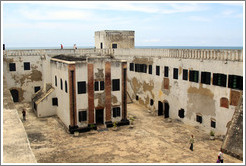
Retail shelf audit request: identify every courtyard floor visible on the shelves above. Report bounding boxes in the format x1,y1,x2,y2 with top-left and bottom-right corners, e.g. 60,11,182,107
15,102,242,163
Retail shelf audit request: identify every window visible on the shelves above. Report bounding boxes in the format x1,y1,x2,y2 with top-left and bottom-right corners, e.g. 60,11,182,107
150,99,154,106
211,120,216,128
228,75,243,90
135,64,147,73
55,76,57,87
213,73,227,87
149,65,152,74
94,81,99,91
112,44,117,48
65,81,68,93
52,98,58,106
183,69,188,80
100,42,103,49
173,68,178,79
178,109,185,118
78,81,86,94
156,66,160,76
34,86,40,93
113,107,121,117
100,81,104,90
79,111,87,122
196,115,202,123
24,62,30,70
189,70,199,83
164,66,169,77
201,72,211,85
112,79,120,91
9,63,16,71
130,63,134,71
60,79,63,90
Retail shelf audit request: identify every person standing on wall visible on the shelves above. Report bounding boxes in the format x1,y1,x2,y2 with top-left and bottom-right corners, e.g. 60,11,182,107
22,109,26,121
189,135,194,151
61,44,63,49
218,148,224,163
73,44,77,49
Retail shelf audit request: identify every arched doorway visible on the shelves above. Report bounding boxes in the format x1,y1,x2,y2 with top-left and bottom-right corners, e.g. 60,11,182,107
10,89,19,102
158,101,163,116
164,101,169,118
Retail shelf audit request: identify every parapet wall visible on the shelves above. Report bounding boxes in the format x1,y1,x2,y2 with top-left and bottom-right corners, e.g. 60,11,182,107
4,48,243,62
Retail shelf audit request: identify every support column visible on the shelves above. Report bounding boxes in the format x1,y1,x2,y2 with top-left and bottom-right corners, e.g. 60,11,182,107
121,61,129,125
88,64,95,124
105,61,112,126
68,64,77,133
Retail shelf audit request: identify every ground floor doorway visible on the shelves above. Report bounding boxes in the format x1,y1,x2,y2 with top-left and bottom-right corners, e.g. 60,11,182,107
10,89,19,102
158,101,163,116
96,109,104,125
164,102,169,118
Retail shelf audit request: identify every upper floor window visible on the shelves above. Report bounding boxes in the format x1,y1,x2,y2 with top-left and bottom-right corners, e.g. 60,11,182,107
55,76,57,87
112,44,117,49
189,70,199,83
135,64,147,73
112,79,120,91
213,73,227,87
228,75,243,90
65,81,68,93
164,66,169,77
130,63,134,71
34,86,41,93
196,114,202,123
149,65,152,74
156,66,160,76
78,81,86,94
173,68,178,79
24,62,30,70
183,69,188,80
60,79,63,90
52,98,58,106
9,63,16,71
201,72,211,85
100,81,104,90
211,120,216,128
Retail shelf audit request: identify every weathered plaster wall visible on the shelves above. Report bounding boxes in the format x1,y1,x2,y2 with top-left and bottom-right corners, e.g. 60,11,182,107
51,61,70,128
75,62,88,128
3,55,43,102
95,30,135,49
115,54,243,135
37,91,57,117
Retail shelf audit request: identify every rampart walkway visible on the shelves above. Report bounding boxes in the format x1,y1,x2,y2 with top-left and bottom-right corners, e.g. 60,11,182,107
2,76,37,163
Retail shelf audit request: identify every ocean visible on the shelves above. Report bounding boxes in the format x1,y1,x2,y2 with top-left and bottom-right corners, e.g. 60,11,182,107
5,46,243,50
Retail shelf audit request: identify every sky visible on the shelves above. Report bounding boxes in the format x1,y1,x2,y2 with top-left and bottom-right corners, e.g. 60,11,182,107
2,1,244,48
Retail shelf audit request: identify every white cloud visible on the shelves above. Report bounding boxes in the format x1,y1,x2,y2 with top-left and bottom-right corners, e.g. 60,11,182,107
188,16,211,22
143,39,161,43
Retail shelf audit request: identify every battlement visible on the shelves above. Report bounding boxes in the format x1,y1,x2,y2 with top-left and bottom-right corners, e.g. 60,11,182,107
3,48,243,62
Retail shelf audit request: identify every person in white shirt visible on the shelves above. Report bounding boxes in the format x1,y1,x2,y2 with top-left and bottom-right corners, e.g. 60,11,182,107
218,148,224,163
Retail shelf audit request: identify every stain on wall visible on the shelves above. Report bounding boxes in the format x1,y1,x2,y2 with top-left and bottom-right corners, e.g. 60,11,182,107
11,69,42,86
94,92,105,108
111,94,119,104
95,68,104,80
186,85,215,119
132,57,153,65
220,97,229,108
230,90,242,106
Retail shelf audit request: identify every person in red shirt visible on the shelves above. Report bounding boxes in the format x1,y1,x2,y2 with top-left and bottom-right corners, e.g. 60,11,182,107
60,44,63,49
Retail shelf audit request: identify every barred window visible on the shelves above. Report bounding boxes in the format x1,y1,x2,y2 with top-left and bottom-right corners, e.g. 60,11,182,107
164,66,169,77
189,70,199,83
173,68,178,79
228,75,243,90
213,73,227,87
79,111,87,122
201,72,211,85
112,79,120,91
183,69,188,80
78,81,86,94
113,107,121,117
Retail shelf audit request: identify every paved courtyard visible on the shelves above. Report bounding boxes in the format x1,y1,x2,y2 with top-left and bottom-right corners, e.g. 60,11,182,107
15,102,242,163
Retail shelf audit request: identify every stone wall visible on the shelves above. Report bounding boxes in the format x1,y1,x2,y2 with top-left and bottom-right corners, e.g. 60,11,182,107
222,95,243,160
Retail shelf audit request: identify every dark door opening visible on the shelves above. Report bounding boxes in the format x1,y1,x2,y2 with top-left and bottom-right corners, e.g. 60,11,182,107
158,101,163,116
164,102,169,118
100,42,103,49
112,44,117,49
10,89,19,102
96,109,104,124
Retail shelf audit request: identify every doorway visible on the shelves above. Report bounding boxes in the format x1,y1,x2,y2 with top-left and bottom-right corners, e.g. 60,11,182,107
164,102,169,118
158,101,163,116
100,42,103,49
96,109,104,124
10,89,19,102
